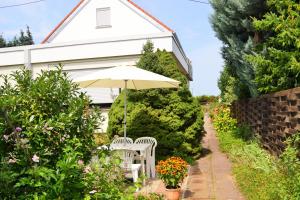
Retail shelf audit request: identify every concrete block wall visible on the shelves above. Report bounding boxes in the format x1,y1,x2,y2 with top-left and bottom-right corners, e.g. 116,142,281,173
231,87,300,156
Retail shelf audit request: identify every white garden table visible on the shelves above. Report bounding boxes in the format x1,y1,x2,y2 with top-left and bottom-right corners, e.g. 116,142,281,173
110,143,151,181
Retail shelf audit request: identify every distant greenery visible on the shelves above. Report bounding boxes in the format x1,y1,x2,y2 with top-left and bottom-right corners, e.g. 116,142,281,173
195,95,218,105
212,104,300,200
108,41,204,161
0,26,34,48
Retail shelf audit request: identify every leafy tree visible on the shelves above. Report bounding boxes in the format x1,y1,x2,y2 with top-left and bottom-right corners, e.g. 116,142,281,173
210,0,267,100
0,66,108,199
247,0,300,93
108,41,204,160
0,66,101,165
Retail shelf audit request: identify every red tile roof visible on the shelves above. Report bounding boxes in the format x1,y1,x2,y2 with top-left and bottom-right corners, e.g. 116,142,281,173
41,0,173,44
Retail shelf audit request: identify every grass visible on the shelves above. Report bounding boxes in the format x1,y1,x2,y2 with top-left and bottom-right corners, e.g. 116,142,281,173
213,113,300,200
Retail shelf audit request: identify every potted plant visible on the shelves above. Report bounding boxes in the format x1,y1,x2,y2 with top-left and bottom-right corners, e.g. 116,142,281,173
156,157,188,200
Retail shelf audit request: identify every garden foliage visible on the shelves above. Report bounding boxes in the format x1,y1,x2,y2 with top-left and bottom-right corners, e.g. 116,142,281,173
210,0,267,101
0,67,139,199
108,41,204,161
212,104,300,200
247,0,300,94
194,95,218,105
211,0,300,101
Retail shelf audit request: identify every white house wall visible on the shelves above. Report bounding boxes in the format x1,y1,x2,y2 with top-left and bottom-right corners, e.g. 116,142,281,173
33,36,172,64
0,48,24,66
0,33,192,105
49,0,167,43
31,55,140,74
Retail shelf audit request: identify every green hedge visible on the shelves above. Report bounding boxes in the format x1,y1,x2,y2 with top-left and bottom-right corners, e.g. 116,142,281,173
108,42,204,161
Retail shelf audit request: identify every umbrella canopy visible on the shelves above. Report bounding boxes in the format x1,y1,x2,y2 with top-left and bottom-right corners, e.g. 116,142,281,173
74,66,180,142
74,66,180,89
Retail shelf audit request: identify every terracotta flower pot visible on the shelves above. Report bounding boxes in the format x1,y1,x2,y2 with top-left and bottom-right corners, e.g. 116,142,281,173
165,188,181,200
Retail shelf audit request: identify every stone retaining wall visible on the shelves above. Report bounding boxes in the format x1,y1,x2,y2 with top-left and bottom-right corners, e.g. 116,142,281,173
231,87,300,156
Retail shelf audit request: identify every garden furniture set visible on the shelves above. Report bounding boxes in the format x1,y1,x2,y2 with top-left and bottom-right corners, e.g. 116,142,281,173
101,136,157,184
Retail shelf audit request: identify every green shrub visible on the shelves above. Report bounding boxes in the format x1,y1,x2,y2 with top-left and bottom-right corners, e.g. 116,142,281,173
246,0,300,94
212,104,300,200
0,66,101,165
0,66,137,199
83,150,135,200
108,41,204,161
213,106,237,134
277,134,300,200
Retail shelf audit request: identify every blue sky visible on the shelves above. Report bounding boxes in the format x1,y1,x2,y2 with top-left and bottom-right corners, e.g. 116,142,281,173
0,0,223,96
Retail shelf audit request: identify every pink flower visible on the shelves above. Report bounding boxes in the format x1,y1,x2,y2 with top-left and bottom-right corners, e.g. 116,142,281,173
15,127,22,132
32,154,39,163
84,166,91,173
78,160,84,166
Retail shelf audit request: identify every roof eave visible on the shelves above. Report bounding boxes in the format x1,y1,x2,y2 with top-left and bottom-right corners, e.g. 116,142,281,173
41,0,86,44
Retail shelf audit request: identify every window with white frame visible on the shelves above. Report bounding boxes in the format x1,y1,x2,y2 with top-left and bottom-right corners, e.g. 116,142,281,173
96,7,111,28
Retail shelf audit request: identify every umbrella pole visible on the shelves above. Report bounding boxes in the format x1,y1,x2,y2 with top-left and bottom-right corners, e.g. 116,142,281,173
124,80,128,144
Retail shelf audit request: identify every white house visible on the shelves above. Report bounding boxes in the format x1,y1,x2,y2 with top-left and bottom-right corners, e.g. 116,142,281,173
0,0,192,131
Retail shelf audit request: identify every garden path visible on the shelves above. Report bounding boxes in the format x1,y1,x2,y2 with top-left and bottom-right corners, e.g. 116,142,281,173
139,113,245,199
181,113,245,200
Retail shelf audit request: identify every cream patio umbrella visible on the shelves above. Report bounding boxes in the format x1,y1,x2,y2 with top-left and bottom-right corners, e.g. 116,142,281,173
74,66,180,141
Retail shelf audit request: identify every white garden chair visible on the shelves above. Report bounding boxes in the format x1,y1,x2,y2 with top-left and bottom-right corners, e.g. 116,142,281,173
113,149,142,184
134,137,157,178
110,137,133,149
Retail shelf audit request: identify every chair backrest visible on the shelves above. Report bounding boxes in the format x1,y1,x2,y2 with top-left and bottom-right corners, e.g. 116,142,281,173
134,137,157,156
113,149,137,169
111,137,133,146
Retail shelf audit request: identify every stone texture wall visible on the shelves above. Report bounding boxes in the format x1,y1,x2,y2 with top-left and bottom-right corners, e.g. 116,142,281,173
231,87,300,156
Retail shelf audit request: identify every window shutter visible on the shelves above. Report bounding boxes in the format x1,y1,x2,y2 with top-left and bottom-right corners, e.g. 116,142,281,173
96,8,111,28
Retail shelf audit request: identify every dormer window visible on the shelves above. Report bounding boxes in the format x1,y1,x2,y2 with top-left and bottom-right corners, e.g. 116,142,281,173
96,7,111,28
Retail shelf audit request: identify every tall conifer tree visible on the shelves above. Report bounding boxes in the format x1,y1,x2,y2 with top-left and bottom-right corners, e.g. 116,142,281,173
108,41,204,160
0,35,6,48
1,26,34,48
210,0,267,99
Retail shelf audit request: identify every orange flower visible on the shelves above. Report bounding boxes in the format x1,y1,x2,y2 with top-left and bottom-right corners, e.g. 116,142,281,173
156,156,188,188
